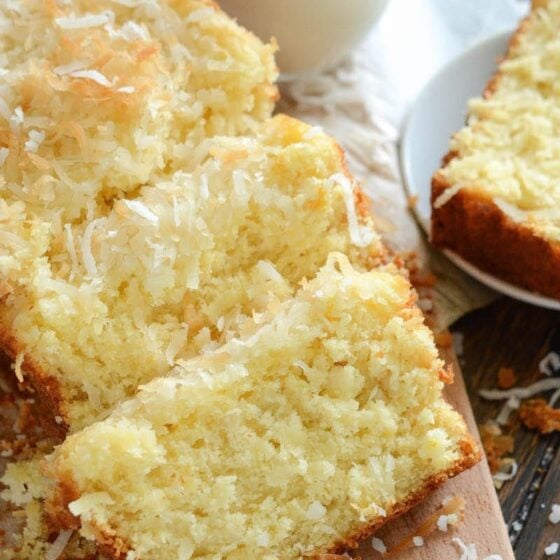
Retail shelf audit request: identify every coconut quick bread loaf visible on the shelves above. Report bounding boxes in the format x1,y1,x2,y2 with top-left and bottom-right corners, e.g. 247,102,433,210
0,110,382,433
432,0,560,298
47,254,479,560
0,0,279,434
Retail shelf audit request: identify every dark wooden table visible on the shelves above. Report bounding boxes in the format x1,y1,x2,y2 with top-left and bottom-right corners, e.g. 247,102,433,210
452,297,560,559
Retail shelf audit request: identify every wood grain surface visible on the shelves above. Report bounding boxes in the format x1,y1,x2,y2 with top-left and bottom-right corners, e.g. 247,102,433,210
454,297,560,560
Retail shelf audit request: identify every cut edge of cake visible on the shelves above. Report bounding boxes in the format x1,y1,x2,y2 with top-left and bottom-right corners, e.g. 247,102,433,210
0,113,384,439
43,254,480,560
431,0,560,299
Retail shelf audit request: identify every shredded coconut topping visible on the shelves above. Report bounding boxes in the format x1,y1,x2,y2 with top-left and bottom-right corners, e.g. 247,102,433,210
545,542,559,556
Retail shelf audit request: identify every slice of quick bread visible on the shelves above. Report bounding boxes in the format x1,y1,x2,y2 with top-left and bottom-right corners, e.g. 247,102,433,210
0,114,383,433
432,0,560,298
46,254,479,560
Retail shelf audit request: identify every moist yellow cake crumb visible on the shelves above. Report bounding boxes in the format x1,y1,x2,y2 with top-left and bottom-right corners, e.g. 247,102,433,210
0,113,382,431
47,254,478,560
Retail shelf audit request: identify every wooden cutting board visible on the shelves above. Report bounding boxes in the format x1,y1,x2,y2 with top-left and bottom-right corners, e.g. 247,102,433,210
356,348,514,559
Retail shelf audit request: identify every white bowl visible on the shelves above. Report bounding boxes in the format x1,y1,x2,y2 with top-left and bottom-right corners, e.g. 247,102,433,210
400,31,560,311
219,0,390,77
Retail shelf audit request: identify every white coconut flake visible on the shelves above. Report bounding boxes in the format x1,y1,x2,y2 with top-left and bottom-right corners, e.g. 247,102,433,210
119,20,150,41
479,378,560,401
412,536,424,547
437,514,449,532
116,86,136,94
545,542,559,556
371,537,387,554
550,387,560,407
329,172,375,248
53,60,88,76
81,218,105,277
69,69,113,87
305,501,326,520
199,174,210,199
55,12,112,29
0,147,9,167
45,530,73,560
433,182,465,209
511,520,522,532
10,106,24,131
549,504,560,525
452,537,478,560
493,198,528,223
495,396,520,426
122,200,159,223
540,352,560,376
25,129,45,153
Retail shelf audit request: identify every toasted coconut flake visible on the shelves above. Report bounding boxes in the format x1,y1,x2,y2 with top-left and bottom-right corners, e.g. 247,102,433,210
497,367,517,389
519,399,560,434
13,352,25,383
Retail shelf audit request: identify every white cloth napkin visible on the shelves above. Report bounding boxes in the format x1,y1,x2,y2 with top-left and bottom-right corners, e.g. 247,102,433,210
280,0,529,326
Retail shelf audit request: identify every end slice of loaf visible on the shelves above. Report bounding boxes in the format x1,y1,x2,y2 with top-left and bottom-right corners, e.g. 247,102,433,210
46,253,479,560
431,0,560,298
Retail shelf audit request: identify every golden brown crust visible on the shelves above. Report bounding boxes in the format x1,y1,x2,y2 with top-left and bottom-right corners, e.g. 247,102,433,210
431,2,560,300
431,175,560,299
0,324,68,440
50,435,480,559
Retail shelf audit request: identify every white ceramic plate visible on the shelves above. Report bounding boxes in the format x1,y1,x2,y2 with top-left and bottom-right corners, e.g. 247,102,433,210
400,31,560,311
